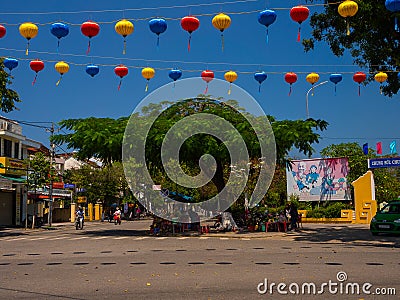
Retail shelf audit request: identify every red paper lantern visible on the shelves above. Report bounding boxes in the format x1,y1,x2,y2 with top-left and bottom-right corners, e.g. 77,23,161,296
0,25,6,38
81,21,100,54
290,6,310,42
181,16,200,52
353,71,367,96
114,64,129,91
29,59,45,86
284,72,298,96
201,70,214,94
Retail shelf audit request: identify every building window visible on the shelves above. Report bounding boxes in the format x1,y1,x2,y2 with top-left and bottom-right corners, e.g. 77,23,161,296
14,142,19,159
4,139,12,157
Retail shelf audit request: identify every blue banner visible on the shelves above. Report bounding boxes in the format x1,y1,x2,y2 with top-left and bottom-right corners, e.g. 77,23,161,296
64,183,76,189
368,157,400,169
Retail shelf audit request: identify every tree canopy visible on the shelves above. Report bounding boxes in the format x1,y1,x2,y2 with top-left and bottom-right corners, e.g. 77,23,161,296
52,117,128,164
0,59,21,112
53,97,328,204
303,0,400,96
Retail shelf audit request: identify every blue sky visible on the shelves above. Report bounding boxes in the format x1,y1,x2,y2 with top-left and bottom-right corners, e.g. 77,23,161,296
1,0,398,157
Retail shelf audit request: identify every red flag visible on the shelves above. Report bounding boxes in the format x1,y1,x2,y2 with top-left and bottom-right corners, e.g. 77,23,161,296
376,142,382,155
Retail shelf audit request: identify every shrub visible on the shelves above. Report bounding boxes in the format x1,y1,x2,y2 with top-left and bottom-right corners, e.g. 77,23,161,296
324,202,347,218
306,207,325,218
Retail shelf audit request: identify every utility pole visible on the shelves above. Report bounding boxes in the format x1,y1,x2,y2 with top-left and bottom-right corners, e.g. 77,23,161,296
47,123,55,227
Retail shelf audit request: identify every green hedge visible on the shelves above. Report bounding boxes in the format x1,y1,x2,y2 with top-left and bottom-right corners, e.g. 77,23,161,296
306,202,348,218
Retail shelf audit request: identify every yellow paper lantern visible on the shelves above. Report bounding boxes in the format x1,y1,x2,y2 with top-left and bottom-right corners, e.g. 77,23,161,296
141,67,155,92
212,13,231,51
374,72,388,94
115,19,134,54
306,72,320,96
306,72,320,85
19,22,38,55
55,61,70,86
338,0,358,35
224,71,238,95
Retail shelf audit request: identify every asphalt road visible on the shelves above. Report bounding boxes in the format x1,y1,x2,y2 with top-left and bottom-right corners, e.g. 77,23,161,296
0,220,399,300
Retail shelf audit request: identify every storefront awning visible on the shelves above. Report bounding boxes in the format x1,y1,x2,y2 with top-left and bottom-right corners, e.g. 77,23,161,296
0,174,26,183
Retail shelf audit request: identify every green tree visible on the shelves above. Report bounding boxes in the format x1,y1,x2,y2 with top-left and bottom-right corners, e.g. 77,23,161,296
0,59,21,112
303,1,400,96
52,117,128,164
63,162,130,207
54,98,328,204
27,152,53,190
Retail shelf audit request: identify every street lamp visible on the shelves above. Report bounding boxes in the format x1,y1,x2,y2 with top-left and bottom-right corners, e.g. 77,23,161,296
305,80,328,119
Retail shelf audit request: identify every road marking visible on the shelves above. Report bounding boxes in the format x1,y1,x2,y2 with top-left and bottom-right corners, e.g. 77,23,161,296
219,237,230,240
177,237,189,240
51,236,69,240
199,237,209,240
156,237,168,240
135,237,149,240
93,236,108,240
241,238,251,241
29,237,47,241
69,236,89,240
5,237,27,241
114,236,129,240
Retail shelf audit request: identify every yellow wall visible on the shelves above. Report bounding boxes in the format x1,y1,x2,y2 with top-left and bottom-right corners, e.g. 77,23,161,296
352,171,377,224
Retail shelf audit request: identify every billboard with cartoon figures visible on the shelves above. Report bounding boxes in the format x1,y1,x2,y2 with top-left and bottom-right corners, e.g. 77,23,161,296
286,157,351,201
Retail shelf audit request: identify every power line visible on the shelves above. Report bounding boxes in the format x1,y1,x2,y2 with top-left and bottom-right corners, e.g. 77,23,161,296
1,49,398,74
0,0,329,17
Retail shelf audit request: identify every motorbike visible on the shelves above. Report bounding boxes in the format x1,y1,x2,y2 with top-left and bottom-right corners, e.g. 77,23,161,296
75,215,84,230
113,214,121,225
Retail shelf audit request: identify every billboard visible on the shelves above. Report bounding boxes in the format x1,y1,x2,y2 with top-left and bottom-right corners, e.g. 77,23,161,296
0,157,27,176
286,157,351,201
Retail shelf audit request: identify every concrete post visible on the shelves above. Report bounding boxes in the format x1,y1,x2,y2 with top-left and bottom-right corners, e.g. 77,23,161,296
94,203,100,220
70,203,76,223
88,203,93,221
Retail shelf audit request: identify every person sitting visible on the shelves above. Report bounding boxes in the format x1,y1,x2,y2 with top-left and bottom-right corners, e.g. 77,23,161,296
76,206,85,219
75,206,85,226
277,211,287,232
113,207,122,224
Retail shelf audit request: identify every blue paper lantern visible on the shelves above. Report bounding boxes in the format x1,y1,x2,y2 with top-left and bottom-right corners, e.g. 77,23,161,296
258,9,277,43
329,73,343,95
149,18,167,47
168,69,182,87
3,58,18,73
169,69,182,81
85,64,100,77
50,22,69,50
385,0,400,31
254,72,268,92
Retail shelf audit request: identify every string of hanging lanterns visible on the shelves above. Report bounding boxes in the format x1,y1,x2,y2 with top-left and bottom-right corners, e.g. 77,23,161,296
0,2,398,94
1,52,396,95
0,1,358,55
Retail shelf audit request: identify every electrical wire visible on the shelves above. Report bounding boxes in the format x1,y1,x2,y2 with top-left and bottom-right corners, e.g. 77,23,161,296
0,1,341,26
0,0,258,15
1,48,398,75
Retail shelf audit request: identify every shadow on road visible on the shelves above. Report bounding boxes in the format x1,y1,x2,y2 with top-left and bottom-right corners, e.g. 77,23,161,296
76,228,149,237
0,228,29,238
293,225,400,248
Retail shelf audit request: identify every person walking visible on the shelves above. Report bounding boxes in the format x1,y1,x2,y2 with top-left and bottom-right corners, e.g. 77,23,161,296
289,203,299,231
